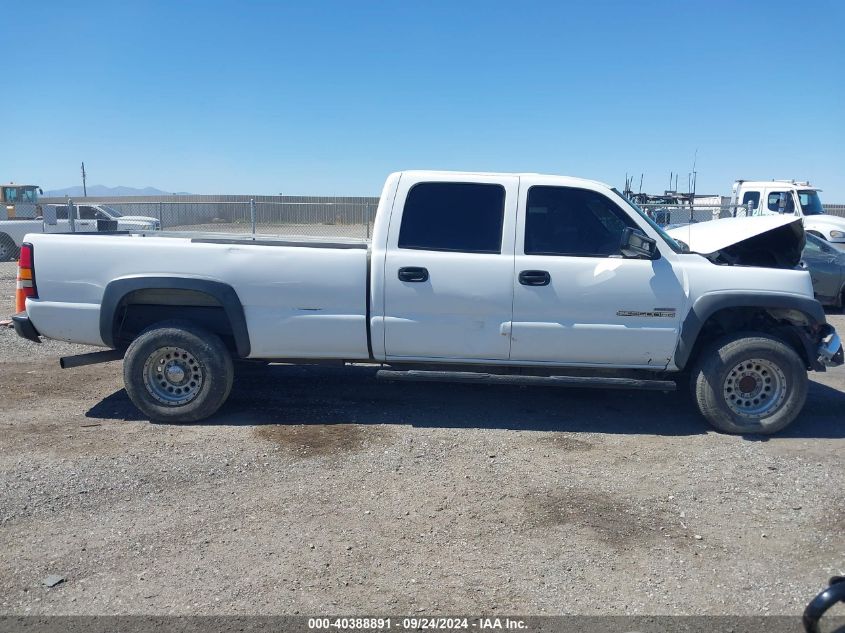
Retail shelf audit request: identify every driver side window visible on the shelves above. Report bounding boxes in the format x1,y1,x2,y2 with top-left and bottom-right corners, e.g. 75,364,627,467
524,186,636,257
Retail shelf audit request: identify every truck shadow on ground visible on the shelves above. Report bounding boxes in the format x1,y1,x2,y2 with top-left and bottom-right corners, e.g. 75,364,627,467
85,363,845,439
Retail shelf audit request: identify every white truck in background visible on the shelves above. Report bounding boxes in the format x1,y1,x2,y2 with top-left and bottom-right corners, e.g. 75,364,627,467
733,179,845,243
12,170,843,435
0,203,160,261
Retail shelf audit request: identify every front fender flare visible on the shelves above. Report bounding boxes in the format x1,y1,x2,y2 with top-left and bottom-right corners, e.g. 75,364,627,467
674,292,826,370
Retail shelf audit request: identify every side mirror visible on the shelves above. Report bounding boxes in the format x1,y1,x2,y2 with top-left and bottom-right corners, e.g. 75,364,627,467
777,193,788,213
621,227,658,259
43,205,57,226
746,198,756,214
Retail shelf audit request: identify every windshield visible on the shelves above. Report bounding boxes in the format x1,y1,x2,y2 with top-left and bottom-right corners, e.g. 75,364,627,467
611,188,685,253
99,205,123,217
798,190,825,216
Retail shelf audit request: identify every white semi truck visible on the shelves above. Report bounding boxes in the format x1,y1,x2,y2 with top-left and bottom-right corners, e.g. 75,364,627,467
732,179,845,244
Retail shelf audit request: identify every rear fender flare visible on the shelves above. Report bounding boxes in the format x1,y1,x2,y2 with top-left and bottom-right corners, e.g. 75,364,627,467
100,276,250,357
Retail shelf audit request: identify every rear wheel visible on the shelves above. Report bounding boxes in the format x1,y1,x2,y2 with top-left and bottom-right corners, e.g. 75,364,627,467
123,323,234,422
0,234,18,262
690,332,808,434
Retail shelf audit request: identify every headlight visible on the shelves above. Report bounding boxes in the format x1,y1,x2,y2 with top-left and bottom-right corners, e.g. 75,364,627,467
830,231,844,239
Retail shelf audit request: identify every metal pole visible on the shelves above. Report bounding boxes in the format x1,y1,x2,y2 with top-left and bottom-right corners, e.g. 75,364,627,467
250,199,256,236
365,202,370,239
158,201,164,229
68,198,76,233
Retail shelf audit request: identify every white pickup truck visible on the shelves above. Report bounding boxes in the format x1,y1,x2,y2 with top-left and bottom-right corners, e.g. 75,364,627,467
12,171,843,434
0,204,160,261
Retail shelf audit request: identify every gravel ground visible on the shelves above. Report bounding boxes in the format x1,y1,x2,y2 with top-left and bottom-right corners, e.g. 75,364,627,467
0,261,843,616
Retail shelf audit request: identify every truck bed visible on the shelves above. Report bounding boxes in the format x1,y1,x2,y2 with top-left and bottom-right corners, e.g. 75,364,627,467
24,231,372,359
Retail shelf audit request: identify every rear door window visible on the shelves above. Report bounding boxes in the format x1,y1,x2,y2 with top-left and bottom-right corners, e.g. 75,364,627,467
398,182,505,254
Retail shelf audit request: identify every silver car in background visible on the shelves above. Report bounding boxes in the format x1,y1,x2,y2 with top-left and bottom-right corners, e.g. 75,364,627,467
802,233,845,309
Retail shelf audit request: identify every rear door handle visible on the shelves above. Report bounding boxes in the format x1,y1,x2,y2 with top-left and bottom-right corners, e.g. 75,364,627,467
518,270,551,286
398,266,429,282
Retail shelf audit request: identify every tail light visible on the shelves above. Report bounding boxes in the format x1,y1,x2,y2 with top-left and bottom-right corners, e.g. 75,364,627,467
15,243,37,313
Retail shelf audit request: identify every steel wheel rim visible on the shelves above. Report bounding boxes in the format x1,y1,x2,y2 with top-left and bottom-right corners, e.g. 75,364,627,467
143,346,203,406
723,357,787,419
0,241,9,260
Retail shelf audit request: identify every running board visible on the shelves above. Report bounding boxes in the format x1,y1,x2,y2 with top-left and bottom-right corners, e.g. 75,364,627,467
376,370,676,391
59,349,124,369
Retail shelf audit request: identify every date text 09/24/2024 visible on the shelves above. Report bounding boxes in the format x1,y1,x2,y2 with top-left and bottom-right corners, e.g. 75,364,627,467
308,617,527,630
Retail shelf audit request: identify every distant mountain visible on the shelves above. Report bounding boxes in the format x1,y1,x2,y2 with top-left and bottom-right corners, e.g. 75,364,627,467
43,185,191,197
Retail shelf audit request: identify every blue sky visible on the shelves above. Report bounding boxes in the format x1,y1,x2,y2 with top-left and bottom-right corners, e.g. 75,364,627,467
4,1,844,199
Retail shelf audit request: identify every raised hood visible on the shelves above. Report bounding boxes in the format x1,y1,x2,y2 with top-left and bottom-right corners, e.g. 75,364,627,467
666,215,805,268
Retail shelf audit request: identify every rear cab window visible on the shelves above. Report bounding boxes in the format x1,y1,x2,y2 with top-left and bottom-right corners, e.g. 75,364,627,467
742,191,761,210
398,182,506,254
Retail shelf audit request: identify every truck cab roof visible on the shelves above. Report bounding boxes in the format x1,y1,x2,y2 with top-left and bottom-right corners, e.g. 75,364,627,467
394,170,613,190
734,179,820,191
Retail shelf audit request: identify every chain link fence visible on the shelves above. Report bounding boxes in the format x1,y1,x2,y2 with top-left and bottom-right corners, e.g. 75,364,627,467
36,195,845,237
638,203,759,226
640,203,845,226
37,195,380,239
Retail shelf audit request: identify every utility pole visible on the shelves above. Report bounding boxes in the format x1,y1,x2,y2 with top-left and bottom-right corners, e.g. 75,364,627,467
81,162,87,197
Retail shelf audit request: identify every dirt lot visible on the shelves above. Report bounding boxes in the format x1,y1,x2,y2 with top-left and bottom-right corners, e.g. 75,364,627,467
0,261,843,616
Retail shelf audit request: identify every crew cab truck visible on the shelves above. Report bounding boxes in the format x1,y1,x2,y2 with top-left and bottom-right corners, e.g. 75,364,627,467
733,179,845,244
12,171,844,434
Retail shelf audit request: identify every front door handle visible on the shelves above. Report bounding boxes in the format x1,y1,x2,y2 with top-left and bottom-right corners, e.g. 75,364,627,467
398,266,429,282
519,270,551,286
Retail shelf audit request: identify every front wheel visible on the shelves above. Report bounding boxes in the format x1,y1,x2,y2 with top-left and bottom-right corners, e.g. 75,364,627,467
690,332,808,434
123,323,234,422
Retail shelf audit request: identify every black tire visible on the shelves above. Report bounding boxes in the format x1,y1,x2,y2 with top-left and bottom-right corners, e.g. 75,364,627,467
0,234,18,262
123,322,234,423
690,332,808,434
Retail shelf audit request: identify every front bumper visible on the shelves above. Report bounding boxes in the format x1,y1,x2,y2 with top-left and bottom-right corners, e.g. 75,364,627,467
12,312,41,343
818,330,843,367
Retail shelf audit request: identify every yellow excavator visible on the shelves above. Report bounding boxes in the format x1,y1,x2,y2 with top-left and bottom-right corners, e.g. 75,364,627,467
2,183,42,219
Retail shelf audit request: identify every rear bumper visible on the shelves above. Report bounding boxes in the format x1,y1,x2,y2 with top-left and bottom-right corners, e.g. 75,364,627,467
12,312,41,343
